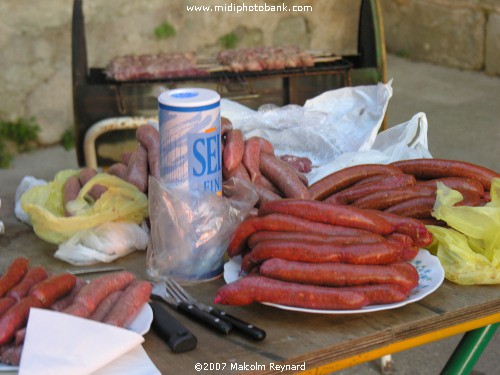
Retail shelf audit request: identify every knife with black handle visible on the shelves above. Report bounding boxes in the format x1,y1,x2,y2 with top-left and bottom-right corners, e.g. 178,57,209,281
207,306,266,341
149,301,197,353
176,301,233,335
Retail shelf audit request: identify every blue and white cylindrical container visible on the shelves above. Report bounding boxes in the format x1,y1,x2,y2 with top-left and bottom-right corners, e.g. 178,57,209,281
158,88,222,195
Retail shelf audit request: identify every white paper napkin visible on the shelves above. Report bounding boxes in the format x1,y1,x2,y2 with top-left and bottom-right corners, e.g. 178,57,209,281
19,308,159,375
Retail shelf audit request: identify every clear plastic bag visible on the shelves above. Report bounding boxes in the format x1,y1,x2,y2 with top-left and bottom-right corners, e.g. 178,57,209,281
146,177,258,283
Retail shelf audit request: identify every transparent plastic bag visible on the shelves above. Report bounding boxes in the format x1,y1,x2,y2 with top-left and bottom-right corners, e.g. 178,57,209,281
21,170,148,244
426,179,500,285
146,177,258,283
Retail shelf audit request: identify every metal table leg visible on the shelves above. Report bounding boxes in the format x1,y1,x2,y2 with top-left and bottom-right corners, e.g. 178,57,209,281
441,322,499,375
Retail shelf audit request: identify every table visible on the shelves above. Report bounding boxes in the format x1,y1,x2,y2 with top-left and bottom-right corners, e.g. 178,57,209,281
0,212,498,375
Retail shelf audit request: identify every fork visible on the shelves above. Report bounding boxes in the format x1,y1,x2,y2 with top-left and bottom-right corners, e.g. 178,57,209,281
165,278,266,341
157,280,232,334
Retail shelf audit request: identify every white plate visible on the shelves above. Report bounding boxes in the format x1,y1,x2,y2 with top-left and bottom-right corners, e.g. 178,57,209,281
0,303,152,372
223,249,444,314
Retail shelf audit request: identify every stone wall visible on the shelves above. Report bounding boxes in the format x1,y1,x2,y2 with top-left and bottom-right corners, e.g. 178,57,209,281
0,0,498,147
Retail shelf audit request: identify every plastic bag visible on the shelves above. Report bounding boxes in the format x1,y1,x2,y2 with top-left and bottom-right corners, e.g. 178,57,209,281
146,177,258,283
426,179,500,284
21,170,148,244
54,222,149,266
306,112,432,184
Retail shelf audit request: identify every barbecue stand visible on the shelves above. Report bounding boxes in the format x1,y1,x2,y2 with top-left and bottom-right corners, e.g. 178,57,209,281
72,0,387,168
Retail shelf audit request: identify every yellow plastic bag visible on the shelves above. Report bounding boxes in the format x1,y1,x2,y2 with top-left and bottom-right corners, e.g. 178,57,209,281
426,178,500,285
21,170,148,244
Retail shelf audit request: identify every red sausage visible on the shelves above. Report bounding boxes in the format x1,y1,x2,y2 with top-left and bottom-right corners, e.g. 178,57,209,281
136,124,161,179
247,230,385,249
103,280,152,328
214,275,369,310
221,117,233,140
79,168,107,201
347,284,411,305
0,258,30,298
418,177,485,197
227,213,376,258
62,175,82,216
223,162,251,182
7,266,48,302
259,153,309,199
29,273,77,308
258,199,395,235
223,129,245,171
0,297,16,316
253,183,282,207
259,258,419,292
308,164,402,200
63,302,92,318
351,185,436,210
367,210,433,247
391,158,499,190
249,240,403,265
242,137,262,182
126,143,149,193
89,290,123,322
384,196,437,218
74,271,136,312
51,277,86,312
0,296,44,345
278,154,312,173
107,163,128,180
325,174,417,205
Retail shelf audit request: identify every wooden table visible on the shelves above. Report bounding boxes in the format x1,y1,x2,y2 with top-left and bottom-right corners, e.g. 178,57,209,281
1,225,499,375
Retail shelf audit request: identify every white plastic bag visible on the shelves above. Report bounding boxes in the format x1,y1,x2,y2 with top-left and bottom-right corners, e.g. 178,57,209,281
306,112,432,184
54,222,149,266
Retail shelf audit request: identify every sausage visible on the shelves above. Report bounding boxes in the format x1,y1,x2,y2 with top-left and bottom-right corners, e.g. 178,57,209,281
223,162,251,182
126,143,149,193
258,199,395,235
0,344,23,366
89,290,123,322
0,258,30,298
0,297,16,316
367,210,433,247
62,302,92,318
108,162,128,180
249,240,403,265
136,124,161,179
325,174,417,205
418,177,485,198
384,196,437,218
214,275,369,310
259,153,309,199
14,327,26,345
222,129,245,171
50,277,86,312
419,218,448,227
63,175,82,216
73,271,136,312
29,273,77,308
247,230,385,249
259,259,419,292
242,137,262,182
390,158,499,190
308,164,402,200
347,284,410,305
278,154,312,173
7,266,48,302
221,117,233,140
351,185,436,210
103,280,152,328
253,183,282,207
78,168,107,201
227,213,377,258
0,296,44,345
255,174,282,195
121,151,133,166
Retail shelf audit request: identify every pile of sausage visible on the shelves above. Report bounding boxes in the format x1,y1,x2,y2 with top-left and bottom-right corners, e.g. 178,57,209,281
0,257,151,366
308,160,498,224
215,199,431,310
221,118,312,207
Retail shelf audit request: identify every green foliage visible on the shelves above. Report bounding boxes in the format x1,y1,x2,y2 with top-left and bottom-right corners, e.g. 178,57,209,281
219,33,238,49
60,127,75,150
154,22,176,40
0,117,40,168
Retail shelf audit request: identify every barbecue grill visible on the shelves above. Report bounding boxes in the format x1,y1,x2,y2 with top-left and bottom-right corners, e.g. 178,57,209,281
72,0,386,168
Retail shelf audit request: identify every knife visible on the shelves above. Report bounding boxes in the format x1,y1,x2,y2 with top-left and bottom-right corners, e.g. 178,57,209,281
151,282,232,335
149,301,197,353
